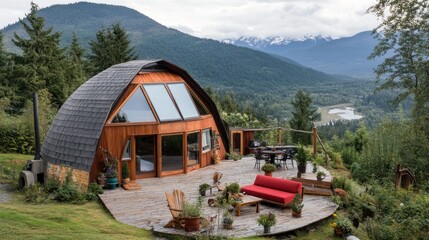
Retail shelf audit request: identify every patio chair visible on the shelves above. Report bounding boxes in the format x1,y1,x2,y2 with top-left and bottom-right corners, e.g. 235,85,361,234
164,189,186,228
279,149,295,170
254,148,269,169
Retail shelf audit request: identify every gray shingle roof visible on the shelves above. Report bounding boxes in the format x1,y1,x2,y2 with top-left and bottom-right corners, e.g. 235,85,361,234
41,60,229,172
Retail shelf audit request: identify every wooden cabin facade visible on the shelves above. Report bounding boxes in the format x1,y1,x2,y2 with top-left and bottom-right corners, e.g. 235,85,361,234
41,60,229,187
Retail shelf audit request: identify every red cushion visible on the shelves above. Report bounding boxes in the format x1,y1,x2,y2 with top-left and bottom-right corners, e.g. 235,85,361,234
241,185,296,205
253,175,302,194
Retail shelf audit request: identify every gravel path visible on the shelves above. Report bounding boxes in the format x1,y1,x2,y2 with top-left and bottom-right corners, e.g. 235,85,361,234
0,184,12,203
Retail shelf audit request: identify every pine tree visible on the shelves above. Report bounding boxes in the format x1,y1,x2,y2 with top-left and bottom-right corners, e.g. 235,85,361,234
0,32,13,100
11,2,68,111
66,33,87,94
368,0,429,137
289,90,318,145
88,23,138,75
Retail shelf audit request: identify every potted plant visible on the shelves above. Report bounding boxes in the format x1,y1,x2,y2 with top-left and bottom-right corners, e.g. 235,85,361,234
222,211,234,229
98,172,106,188
330,214,352,237
296,145,309,174
122,162,130,185
102,149,118,189
182,200,202,232
317,171,326,181
261,163,276,176
199,183,211,196
290,193,304,217
257,212,276,233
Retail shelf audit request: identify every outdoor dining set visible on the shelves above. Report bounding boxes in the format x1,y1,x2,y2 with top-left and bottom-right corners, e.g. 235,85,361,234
249,142,297,170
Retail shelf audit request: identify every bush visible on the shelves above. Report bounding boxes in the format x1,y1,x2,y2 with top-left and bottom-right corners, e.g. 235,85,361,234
226,152,242,161
86,182,103,201
341,147,360,167
350,162,360,178
54,183,85,203
225,182,240,194
22,183,48,204
52,170,85,203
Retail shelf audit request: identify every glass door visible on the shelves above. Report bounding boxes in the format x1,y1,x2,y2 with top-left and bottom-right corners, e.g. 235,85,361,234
187,132,199,167
135,135,156,178
161,134,184,174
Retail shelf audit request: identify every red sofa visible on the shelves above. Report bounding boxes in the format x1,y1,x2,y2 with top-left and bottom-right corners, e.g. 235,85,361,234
241,175,303,207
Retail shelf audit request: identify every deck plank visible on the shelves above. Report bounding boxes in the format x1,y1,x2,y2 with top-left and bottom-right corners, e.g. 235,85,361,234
99,158,338,237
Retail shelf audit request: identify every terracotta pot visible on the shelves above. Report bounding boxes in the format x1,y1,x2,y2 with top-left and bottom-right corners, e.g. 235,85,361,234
123,178,130,185
264,171,273,177
185,217,200,232
223,223,233,229
334,227,343,236
292,211,302,218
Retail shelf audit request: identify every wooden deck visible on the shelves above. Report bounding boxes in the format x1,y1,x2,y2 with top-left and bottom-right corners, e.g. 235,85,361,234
99,157,338,238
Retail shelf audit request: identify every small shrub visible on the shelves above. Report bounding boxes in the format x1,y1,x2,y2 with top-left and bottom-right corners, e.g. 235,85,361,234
226,152,242,161
86,182,103,201
257,212,276,227
350,162,360,178
261,163,276,173
182,200,202,217
44,175,61,193
54,183,85,203
22,183,48,204
341,147,360,167
53,170,85,203
198,183,211,196
225,182,240,194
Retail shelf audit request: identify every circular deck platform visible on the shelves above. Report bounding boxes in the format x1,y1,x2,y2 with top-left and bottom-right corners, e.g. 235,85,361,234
99,157,338,238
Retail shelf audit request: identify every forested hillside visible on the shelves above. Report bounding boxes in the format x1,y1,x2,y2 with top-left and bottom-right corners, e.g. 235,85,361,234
1,2,334,100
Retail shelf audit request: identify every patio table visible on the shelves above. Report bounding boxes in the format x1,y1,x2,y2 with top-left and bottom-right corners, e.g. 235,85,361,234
261,150,284,165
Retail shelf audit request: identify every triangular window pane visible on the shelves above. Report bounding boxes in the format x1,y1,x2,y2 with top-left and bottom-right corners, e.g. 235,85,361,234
112,88,156,123
192,94,209,115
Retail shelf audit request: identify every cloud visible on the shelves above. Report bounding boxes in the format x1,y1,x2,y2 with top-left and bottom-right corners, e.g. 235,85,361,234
0,0,379,40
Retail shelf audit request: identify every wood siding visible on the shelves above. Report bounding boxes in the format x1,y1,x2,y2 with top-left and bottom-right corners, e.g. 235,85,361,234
89,72,226,182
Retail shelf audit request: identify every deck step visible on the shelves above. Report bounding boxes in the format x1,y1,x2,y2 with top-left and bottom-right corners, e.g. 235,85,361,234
122,182,142,191
291,177,332,189
303,186,333,196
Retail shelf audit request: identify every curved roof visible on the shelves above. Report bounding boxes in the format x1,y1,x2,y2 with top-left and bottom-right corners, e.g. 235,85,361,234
41,60,229,171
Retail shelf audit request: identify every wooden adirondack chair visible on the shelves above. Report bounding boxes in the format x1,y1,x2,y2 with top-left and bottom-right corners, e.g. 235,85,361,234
164,189,186,228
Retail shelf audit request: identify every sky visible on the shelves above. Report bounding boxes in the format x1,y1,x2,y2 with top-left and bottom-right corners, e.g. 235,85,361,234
0,0,379,40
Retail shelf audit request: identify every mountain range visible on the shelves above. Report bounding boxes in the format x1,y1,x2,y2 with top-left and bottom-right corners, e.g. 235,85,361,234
0,2,335,96
224,32,383,77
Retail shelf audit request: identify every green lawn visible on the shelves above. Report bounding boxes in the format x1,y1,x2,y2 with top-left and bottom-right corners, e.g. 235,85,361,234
0,202,152,240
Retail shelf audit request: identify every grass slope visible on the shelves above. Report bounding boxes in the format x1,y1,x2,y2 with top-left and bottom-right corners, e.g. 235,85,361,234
0,202,151,240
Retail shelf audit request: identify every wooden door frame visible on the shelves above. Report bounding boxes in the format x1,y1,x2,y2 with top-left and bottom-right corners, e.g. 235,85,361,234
133,135,157,179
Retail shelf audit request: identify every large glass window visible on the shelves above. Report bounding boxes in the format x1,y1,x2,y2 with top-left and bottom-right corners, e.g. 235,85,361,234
162,135,183,172
122,139,131,161
112,88,156,123
143,84,182,122
202,129,212,152
168,83,199,119
136,136,156,175
187,132,199,167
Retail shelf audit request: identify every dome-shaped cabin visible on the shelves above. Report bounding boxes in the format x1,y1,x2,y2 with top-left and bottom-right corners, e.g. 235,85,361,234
41,60,229,188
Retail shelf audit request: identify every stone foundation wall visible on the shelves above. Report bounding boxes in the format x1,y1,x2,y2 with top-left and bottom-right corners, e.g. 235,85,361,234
47,163,89,191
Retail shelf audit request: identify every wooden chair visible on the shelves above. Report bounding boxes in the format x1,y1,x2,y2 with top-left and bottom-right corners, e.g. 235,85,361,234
164,189,209,229
164,189,185,228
